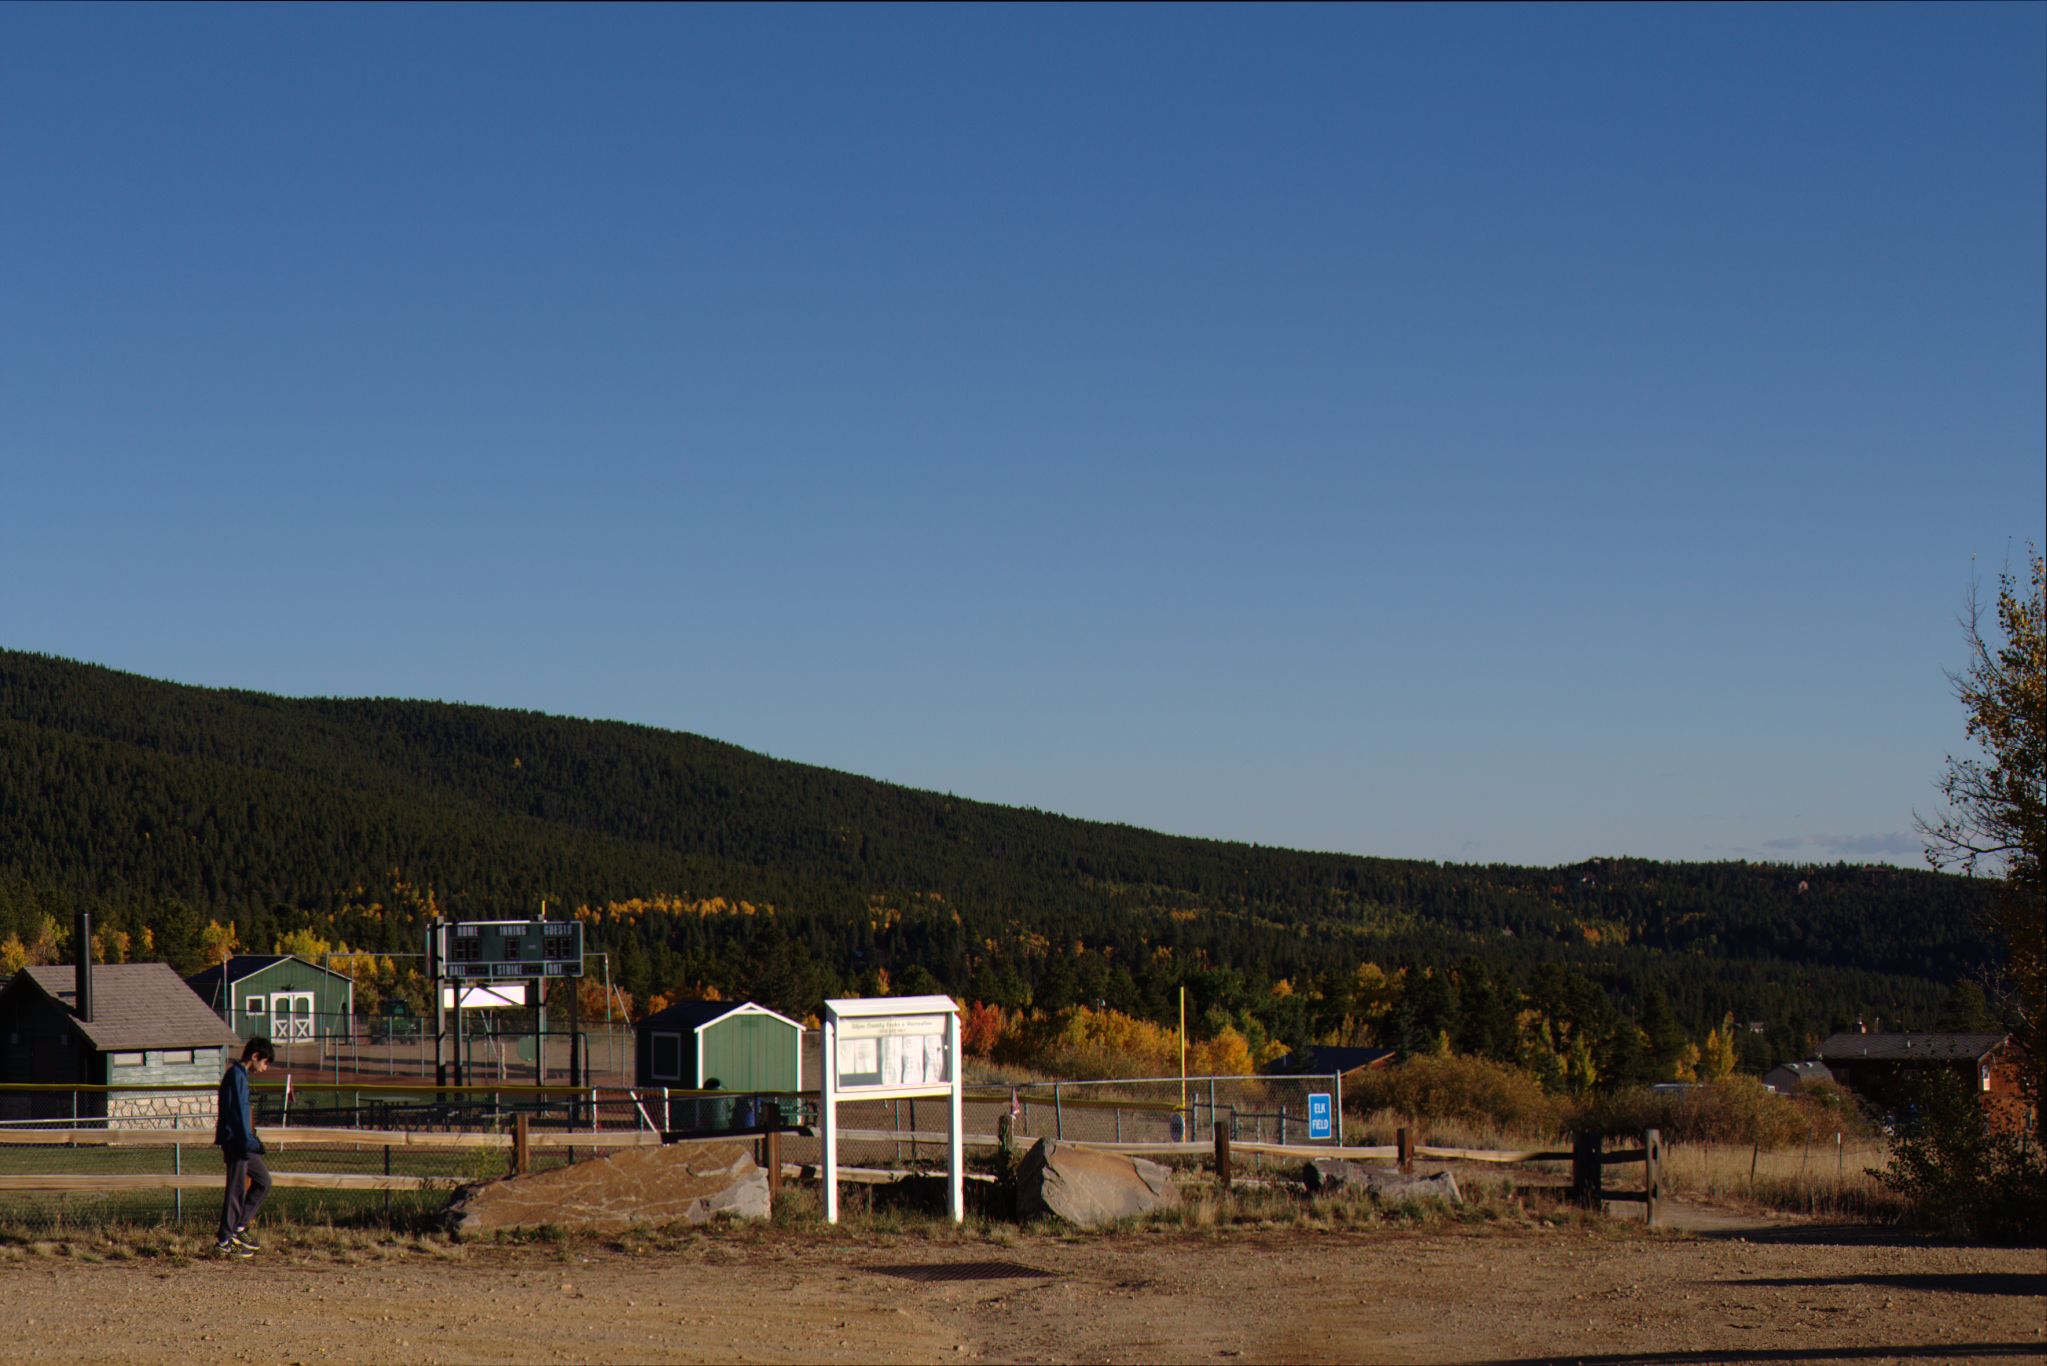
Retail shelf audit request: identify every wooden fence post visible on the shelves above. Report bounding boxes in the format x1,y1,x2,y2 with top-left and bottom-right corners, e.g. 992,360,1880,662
1571,1130,1603,1210
1214,1119,1232,1191
513,1112,531,1176
1642,1127,1661,1227
1396,1127,1413,1174
764,1103,783,1201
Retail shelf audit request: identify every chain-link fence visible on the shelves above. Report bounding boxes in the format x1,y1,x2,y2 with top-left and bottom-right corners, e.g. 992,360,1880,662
0,1055,1349,1232
0,1130,513,1236
249,1011,639,1087
776,1074,1347,1176
0,1076,693,1235
1000,1075,1347,1147
0,1080,794,1136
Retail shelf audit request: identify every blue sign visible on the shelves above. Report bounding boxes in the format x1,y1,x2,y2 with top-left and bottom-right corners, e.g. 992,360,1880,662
1308,1092,1333,1141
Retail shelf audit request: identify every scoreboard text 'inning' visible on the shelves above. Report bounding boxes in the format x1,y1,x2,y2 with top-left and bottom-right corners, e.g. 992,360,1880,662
435,920,584,980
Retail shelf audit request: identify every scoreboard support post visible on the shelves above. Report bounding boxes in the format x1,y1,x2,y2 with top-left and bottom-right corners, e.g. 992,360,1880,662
428,919,586,1104
569,974,581,1091
533,984,545,1086
430,926,446,1090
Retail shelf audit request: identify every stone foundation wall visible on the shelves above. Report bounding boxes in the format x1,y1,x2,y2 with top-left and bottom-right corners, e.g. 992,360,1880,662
107,1092,217,1129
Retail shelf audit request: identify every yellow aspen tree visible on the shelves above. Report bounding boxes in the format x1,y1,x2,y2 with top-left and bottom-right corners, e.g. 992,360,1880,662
1701,1013,1740,1082
199,919,241,964
1565,1033,1600,1094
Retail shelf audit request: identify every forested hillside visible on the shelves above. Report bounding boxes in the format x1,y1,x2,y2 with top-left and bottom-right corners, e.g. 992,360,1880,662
0,649,2004,1083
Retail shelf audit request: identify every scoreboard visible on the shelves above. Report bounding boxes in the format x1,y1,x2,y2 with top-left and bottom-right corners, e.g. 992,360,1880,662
435,920,584,981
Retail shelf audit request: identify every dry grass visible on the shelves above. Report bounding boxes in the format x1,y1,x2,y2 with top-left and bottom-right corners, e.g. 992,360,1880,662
964,1060,1060,1088
1339,1108,1907,1224
0,1222,470,1264
1343,1108,1562,1151
0,1165,1652,1264
1142,1172,1546,1233
1658,1138,1907,1221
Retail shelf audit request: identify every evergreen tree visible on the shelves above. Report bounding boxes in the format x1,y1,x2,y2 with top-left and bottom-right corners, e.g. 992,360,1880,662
1637,989,1691,1083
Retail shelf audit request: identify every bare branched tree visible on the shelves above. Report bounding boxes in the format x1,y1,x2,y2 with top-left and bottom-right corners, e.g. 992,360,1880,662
1919,551,2045,1101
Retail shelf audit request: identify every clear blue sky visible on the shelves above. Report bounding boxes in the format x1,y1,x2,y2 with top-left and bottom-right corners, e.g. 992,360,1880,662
3,4,2041,868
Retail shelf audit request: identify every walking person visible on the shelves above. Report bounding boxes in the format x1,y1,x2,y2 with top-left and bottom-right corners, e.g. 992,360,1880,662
214,1037,274,1257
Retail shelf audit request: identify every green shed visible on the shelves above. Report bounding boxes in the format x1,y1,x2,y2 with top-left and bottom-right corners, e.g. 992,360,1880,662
635,1000,803,1093
186,955,356,1042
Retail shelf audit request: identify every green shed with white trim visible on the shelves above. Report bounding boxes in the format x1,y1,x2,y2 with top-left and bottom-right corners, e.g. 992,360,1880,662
635,1000,803,1092
186,955,356,1042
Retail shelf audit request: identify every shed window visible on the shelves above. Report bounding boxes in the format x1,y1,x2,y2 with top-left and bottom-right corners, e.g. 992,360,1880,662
245,997,265,1013
650,1032,684,1082
110,1052,144,1067
161,1049,193,1065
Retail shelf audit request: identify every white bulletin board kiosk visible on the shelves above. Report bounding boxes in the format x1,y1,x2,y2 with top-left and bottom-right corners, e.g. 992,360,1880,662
820,995,963,1223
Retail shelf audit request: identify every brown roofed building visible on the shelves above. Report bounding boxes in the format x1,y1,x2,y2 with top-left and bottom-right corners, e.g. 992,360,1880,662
1761,1058,1835,1094
1816,1031,2029,1133
0,960,241,1128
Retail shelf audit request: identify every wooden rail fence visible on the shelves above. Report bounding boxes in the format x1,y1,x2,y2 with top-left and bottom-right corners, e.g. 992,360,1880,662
0,1124,659,1194
0,1126,661,1150
1571,1127,1663,1225
1211,1123,1660,1225
0,1123,1664,1225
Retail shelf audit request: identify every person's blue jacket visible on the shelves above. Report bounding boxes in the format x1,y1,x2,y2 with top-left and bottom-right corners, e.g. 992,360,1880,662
214,1062,264,1154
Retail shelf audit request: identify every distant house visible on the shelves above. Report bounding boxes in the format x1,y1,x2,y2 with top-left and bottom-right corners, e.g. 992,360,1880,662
1761,1059,1834,1094
0,960,240,1127
1816,1031,2025,1128
186,955,356,1043
1266,1044,1397,1079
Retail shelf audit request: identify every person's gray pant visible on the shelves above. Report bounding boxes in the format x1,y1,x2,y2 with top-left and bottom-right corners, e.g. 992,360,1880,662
217,1148,272,1242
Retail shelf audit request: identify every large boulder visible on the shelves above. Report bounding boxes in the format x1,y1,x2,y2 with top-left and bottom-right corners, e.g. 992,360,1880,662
444,1139,770,1239
1015,1139,1176,1228
1301,1159,1461,1205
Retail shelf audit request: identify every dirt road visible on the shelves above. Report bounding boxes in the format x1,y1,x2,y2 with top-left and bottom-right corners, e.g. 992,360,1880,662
3,1217,2042,1364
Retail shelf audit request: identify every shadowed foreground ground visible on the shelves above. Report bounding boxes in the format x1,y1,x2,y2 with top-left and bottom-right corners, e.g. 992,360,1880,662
2,1217,2042,1364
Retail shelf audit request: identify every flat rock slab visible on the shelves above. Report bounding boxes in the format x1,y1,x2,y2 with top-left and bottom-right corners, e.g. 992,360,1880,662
445,1139,770,1238
1016,1138,1176,1228
1302,1160,1462,1204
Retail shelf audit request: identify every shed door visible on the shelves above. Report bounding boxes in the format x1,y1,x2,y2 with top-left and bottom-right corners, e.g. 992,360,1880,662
270,992,315,1040
701,1014,797,1092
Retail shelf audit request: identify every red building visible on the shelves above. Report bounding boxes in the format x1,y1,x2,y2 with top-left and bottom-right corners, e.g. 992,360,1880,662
1816,1031,2030,1133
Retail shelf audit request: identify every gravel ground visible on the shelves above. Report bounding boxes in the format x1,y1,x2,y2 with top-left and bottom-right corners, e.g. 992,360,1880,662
2,1211,2042,1364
